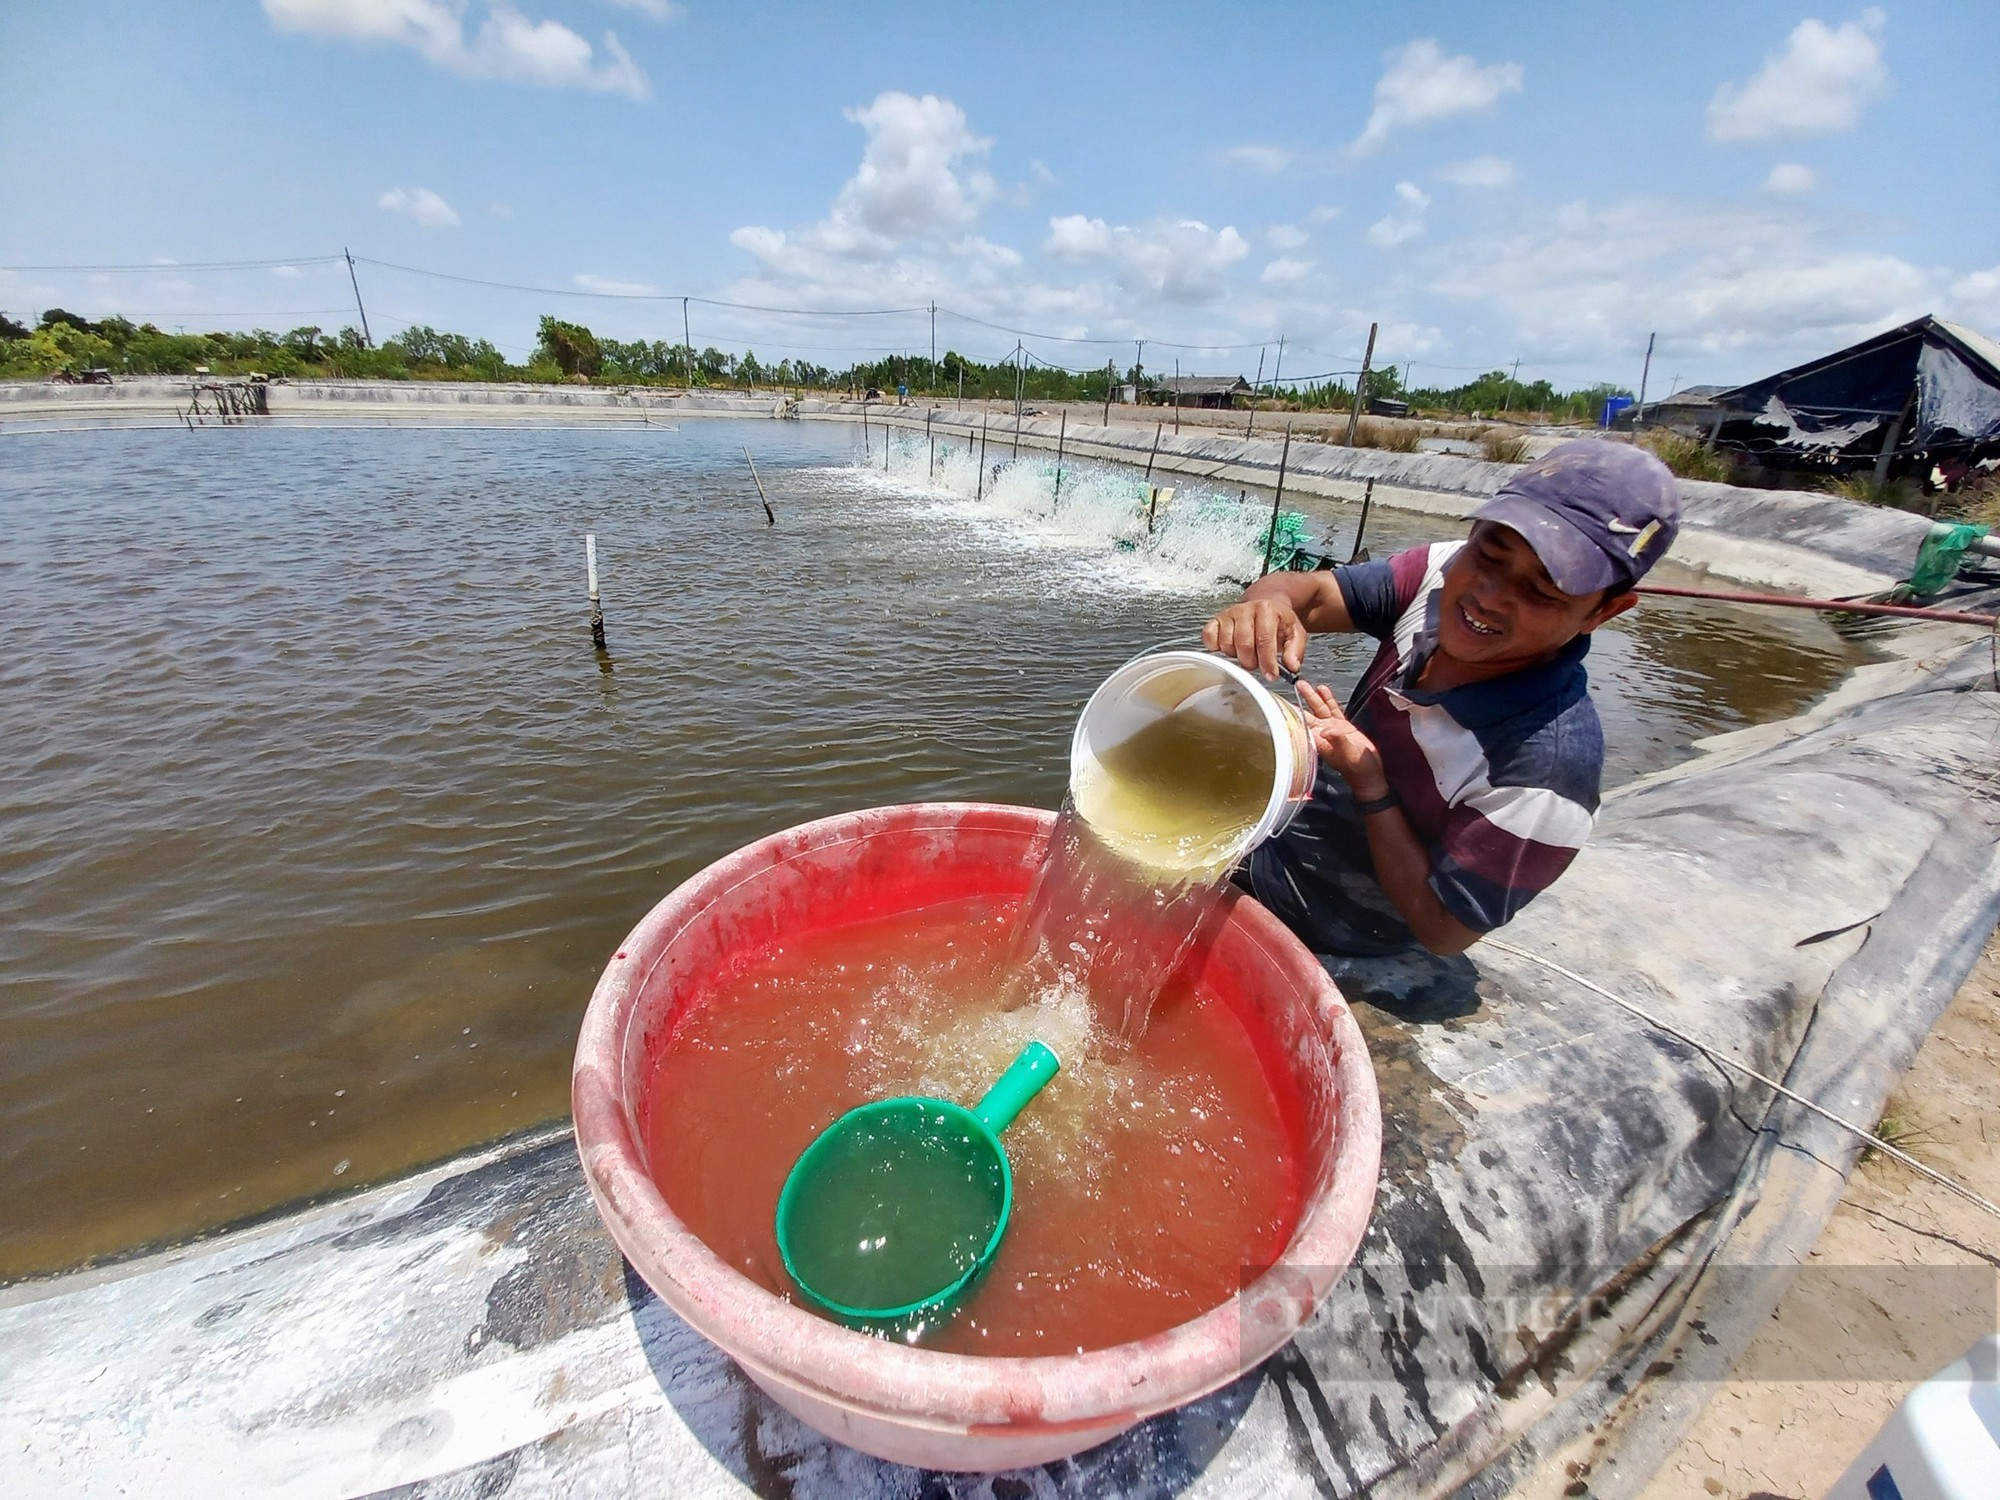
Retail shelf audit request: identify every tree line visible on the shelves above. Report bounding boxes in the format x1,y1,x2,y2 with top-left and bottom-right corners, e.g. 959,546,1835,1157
1,308,1627,422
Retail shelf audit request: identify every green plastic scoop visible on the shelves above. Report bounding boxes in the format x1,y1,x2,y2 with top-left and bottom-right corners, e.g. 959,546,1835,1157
775,1040,1061,1332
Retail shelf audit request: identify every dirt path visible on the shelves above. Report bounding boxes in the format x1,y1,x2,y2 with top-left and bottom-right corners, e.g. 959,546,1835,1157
1633,930,2000,1499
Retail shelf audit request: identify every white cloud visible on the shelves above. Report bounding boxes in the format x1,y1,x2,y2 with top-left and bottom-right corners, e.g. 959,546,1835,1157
728,91,1000,291
488,200,514,218
1353,39,1523,155
833,92,995,241
598,0,678,20
1707,10,1887,143
1261,257,1317,287
1266,224,1311,252
1762,162,1817,195
1041,216,1250,304
573,272,659,296
270,265,304,278
1426,195,1932,365
1948,266,2000,328
378,186,460,228
262,0,649,99
1307,204,1343,224
1367,182,1431,248
1437,154,1514,189
1216,144,1292,175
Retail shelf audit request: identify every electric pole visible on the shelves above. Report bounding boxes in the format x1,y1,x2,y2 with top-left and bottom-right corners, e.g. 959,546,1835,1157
1344,322,1378,446
1636,332,1656,427
343,248,372,348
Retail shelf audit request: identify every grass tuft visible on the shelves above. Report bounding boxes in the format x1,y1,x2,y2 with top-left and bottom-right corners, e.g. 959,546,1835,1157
1352,419,1423,453
1481,431,1530,464
1638,429,1737,483
1864,1103,1938,1166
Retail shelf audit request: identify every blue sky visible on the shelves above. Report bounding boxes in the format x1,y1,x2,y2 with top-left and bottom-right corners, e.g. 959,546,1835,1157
2,1,1994,392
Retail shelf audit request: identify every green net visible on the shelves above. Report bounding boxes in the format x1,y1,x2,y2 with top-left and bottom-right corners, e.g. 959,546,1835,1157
1901,521,1993,599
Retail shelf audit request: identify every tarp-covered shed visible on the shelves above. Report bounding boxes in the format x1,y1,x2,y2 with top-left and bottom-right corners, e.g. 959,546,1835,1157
1712,315,2000,478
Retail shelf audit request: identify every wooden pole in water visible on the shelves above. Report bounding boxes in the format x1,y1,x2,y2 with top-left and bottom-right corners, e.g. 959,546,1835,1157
743,447,776,525
1345,322,1377,447
1260,425,1292,575
586,533,607,650
977,412,989,500
1144,419,1162,483
1102,358,1114,425
927,410,936,479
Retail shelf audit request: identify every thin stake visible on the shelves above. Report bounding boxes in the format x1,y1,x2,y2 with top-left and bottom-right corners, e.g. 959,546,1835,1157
1102,358,1114,425
977,412,989,501
1348,478,1375,563
1248,346,1266,437
1053,409,1066,506
743,447,776,525
1144,419,1162,483
1486,937,2000,1224
1261,424,1293,575
927,410,936,479
586,533,607,650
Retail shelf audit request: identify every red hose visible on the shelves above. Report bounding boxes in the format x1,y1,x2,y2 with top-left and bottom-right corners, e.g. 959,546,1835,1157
1636,583,1997,628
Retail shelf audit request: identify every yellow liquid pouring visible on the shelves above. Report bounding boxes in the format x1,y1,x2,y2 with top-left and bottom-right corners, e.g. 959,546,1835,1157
1072,707,1277,877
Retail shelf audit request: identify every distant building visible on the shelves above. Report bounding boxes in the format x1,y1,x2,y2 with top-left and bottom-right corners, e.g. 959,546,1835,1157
1150,375,1252,409
1614,385,1730,438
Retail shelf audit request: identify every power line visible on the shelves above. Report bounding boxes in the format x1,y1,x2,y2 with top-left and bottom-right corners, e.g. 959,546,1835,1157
355,257,931,317
1,256,342,273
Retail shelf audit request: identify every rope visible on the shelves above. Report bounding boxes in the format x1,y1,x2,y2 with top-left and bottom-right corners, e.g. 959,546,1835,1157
1483,937,2000,1223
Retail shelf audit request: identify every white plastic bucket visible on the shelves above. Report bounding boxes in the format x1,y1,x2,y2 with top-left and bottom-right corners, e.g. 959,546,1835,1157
1070,649,1316,873
1826,1335,2000,1500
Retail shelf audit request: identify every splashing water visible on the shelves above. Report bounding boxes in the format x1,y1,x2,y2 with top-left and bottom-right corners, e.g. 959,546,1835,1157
858,428,1279,591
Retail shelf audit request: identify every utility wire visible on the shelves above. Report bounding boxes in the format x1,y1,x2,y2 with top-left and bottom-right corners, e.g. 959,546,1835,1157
1,255,343,273
1485,937,2000,1224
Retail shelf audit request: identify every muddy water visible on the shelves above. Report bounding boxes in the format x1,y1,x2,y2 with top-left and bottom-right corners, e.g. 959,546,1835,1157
0,420,1866,1280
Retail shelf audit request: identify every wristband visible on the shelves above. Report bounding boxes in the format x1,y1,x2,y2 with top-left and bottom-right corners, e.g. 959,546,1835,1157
1355,790,1399,817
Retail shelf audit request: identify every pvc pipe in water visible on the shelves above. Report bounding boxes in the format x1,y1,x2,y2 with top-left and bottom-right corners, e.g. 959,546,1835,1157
586,533,607,651
1636,583,1996,627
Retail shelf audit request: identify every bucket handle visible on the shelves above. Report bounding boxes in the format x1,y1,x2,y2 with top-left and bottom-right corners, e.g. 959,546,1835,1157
972,1041,1061,1135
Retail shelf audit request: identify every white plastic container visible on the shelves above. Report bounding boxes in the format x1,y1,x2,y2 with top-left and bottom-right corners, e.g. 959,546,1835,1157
1070,649,1316,872
1825,1336,2000,1499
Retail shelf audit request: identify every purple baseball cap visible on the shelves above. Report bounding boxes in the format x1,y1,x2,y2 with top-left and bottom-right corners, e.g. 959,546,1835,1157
1470,440,1682,596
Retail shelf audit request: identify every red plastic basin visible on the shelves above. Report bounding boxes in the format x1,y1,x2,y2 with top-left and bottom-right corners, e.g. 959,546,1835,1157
572,802,1380,1471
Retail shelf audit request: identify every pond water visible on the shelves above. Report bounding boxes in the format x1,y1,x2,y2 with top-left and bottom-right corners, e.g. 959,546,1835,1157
0,418,1867,1280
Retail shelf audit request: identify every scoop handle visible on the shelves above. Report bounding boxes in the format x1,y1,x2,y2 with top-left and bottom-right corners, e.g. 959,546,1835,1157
972,1041,1061,1136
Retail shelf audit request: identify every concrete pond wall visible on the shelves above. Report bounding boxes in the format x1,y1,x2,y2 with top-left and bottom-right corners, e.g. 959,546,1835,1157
1,379,1995,1499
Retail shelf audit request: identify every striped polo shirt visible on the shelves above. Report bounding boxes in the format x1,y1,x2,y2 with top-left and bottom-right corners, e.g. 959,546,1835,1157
1242,541,1602,956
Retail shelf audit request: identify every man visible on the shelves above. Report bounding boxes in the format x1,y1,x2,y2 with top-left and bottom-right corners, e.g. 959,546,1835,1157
1203,440,1682,958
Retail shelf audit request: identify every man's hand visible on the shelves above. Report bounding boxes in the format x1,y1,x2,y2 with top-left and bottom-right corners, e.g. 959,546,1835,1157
1203,597,1308,679
1297,679,1388,800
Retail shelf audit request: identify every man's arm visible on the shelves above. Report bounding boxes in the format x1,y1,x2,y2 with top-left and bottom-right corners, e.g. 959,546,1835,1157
1296,679,1481,957
1202,572,1356,679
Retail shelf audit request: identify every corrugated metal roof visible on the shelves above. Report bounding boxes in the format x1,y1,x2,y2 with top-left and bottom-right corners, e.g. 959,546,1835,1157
1158,375,1250,394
